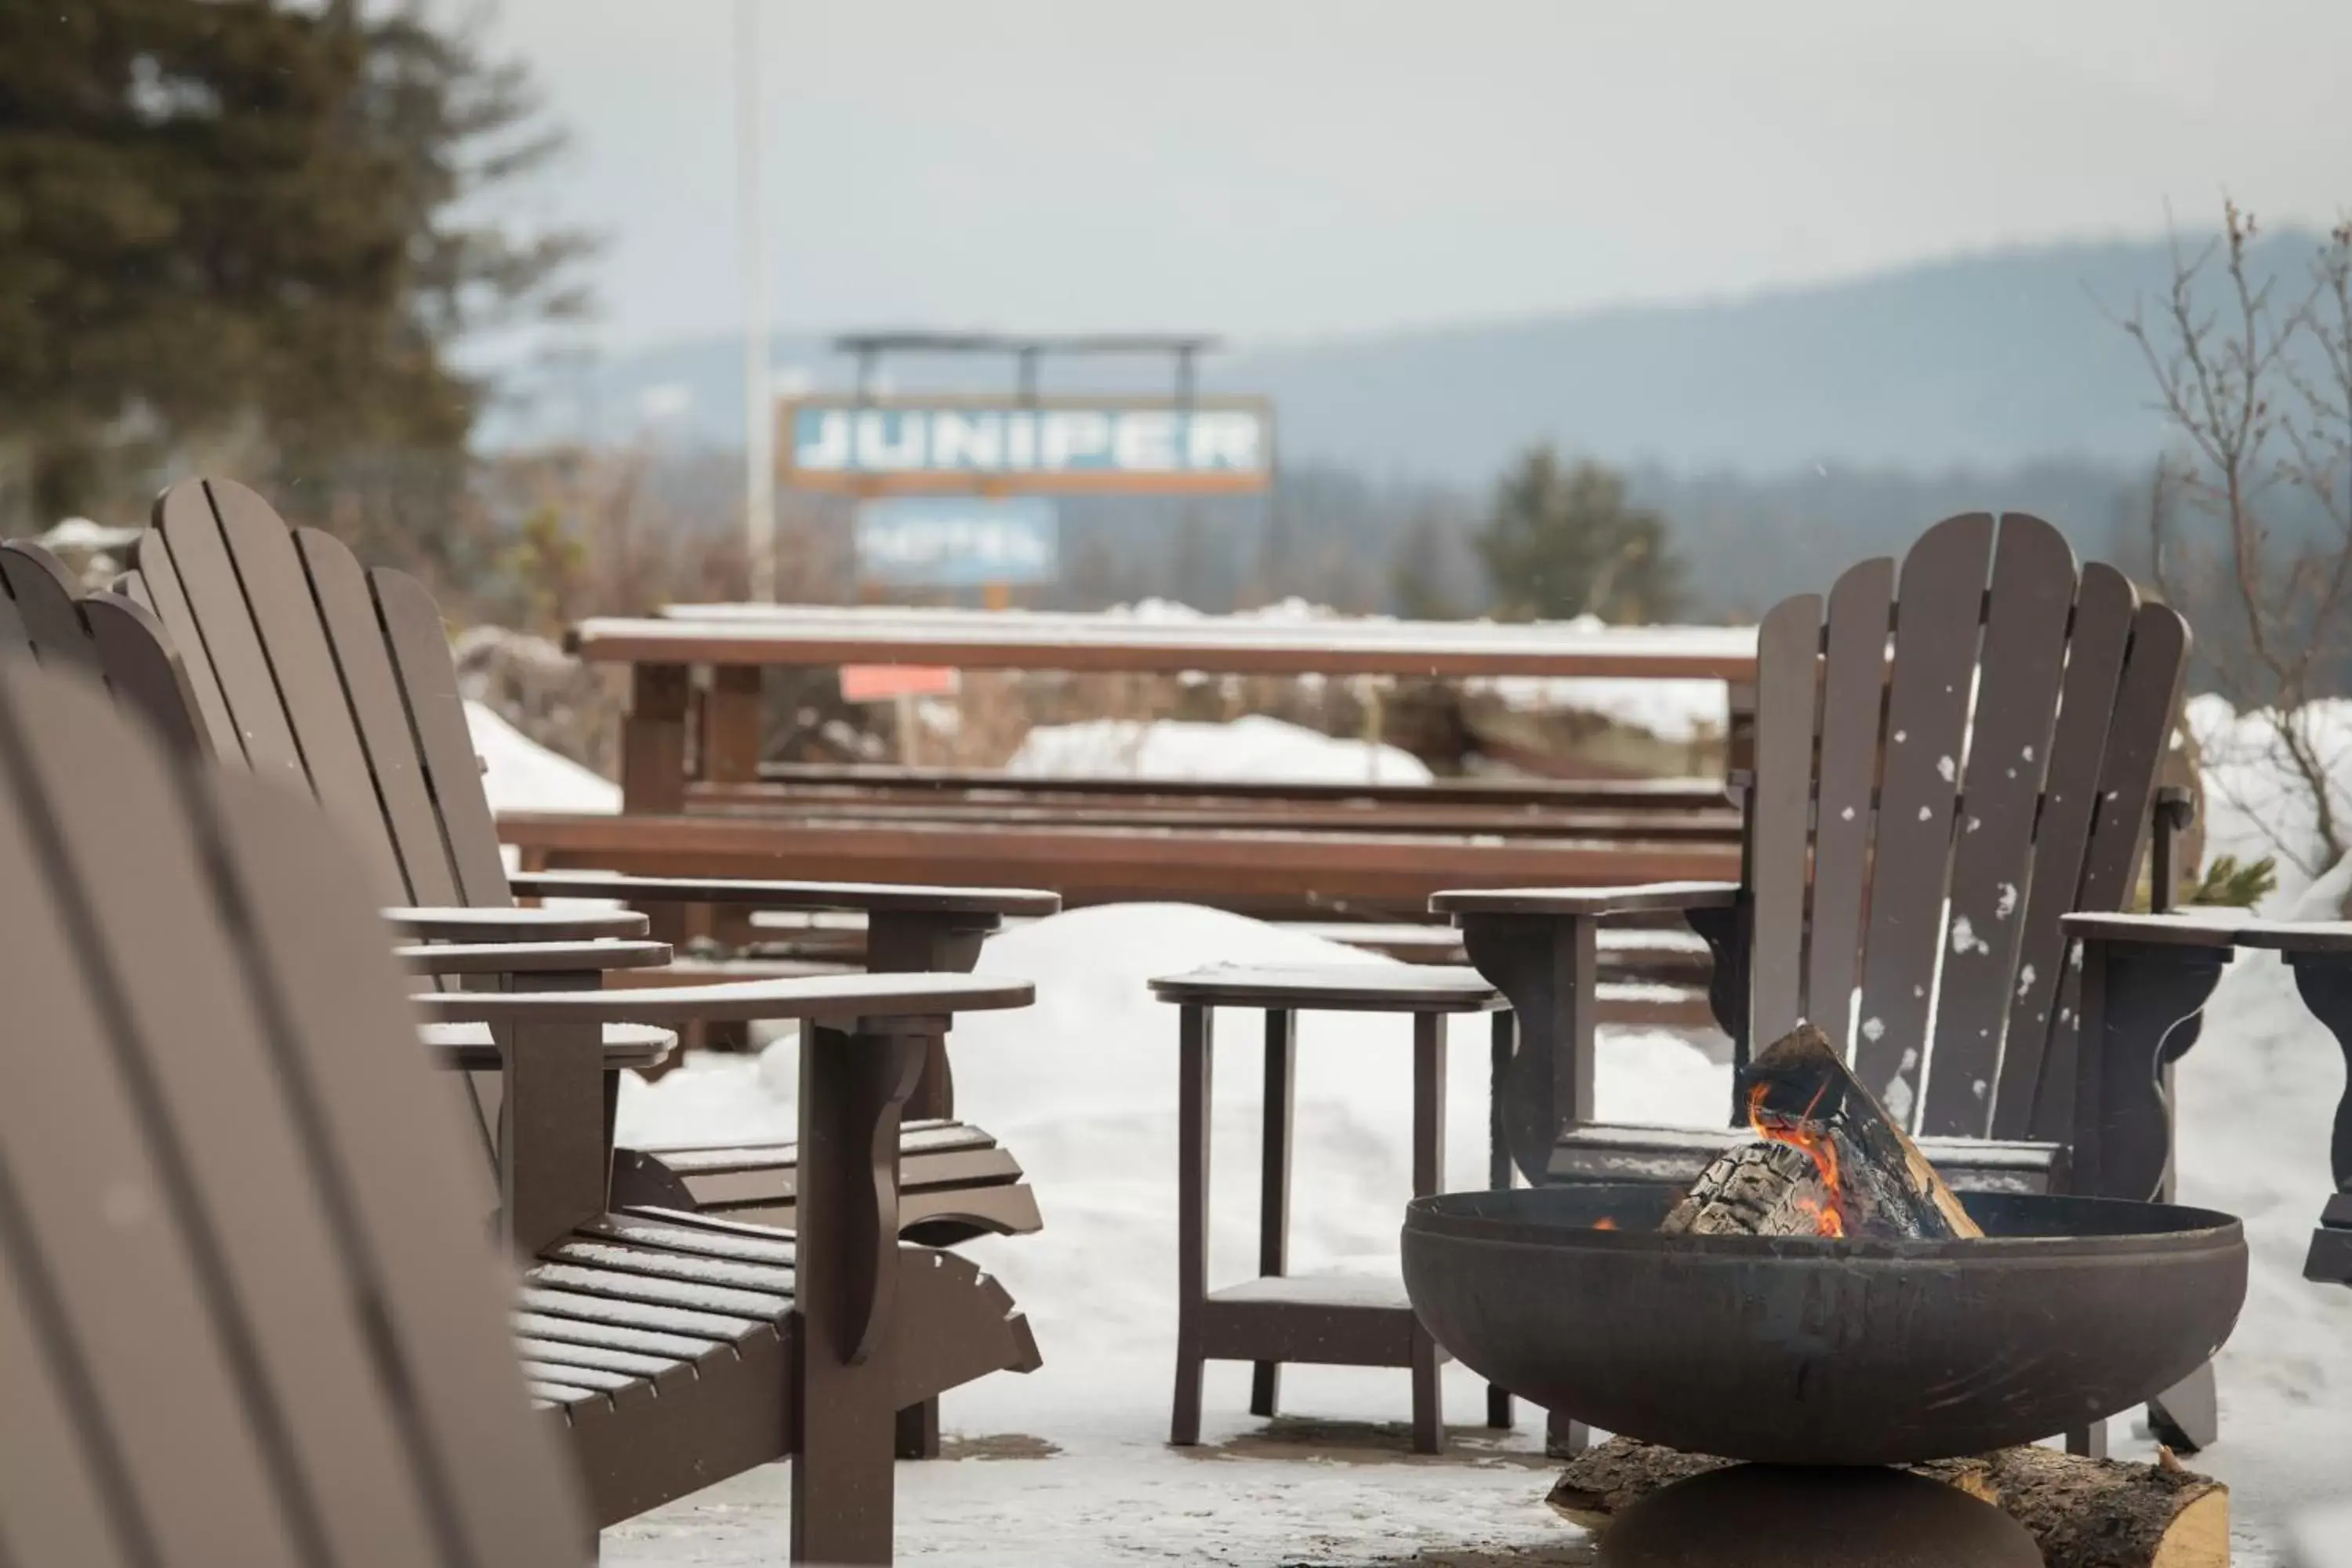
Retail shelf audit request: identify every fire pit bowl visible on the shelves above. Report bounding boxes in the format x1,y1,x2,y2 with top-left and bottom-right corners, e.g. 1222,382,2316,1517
1401,1183,2245,1465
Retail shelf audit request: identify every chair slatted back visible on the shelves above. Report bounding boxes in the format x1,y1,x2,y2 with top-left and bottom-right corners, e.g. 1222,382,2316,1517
1747,512,2189,1142
1,541,209,756
132,478,514,912
0,656,584,1566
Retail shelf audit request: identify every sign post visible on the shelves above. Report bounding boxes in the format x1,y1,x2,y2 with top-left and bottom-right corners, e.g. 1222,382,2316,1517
774,333,1277,756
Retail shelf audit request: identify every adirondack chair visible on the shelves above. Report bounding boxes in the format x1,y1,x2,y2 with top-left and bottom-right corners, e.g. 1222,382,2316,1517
111,477,1054,1267
0,648,1041,1563
0,656,593,1566
0,535,205,750
1433,512,2235,1455
4,524,1049,1476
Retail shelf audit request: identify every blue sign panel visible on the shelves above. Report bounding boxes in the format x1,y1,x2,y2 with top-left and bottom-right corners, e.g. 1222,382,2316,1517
854,496,1059,586
786,397,1272,492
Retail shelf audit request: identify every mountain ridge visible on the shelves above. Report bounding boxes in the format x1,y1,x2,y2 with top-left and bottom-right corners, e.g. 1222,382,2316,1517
488,227,2329,481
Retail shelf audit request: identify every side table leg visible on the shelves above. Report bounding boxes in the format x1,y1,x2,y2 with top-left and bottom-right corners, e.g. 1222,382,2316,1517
1548,1410,1592,1458
1410,1011,1447,1456
1172,1004,1214,1446
1250,1008,1296,1420
1486,1008,1515,1432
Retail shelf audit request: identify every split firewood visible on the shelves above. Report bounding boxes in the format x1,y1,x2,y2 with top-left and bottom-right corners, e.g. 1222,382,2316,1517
1550,1436,2228,1568
1657,1142,1831,1236
1660,1021,1984,1241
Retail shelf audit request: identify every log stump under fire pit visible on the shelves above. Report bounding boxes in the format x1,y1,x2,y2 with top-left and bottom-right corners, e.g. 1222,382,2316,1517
1552,1436,2229,1568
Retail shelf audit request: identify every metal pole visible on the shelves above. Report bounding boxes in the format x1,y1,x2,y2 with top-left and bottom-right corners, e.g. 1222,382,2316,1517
738,0,778,601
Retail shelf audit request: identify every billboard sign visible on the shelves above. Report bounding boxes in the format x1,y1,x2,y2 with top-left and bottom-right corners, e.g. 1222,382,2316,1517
786,396,1272,494
854,495,1059,586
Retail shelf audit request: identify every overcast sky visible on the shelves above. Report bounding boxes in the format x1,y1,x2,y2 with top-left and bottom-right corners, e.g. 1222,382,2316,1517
484,0,2352,354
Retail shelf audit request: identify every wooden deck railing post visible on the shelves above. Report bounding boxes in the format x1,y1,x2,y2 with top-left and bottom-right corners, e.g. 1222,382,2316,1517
703,664,765,786
620,662,691,815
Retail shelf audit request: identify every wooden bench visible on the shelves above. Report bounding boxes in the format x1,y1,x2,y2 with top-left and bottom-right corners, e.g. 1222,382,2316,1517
496,606,1759,926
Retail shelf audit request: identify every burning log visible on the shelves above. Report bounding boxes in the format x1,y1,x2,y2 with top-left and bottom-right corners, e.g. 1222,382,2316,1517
1661,1022,1984,1242
1550,1436,2228,1568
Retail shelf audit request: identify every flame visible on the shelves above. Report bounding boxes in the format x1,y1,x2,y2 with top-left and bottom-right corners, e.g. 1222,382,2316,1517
1747,1080,1846,1238
1592,1216,1618,1232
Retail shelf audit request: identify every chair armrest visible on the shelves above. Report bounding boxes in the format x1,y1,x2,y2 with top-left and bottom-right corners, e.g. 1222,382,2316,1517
2231,920,2352,956
420,1022,674,1071
384,905,652,942
2060,911,2245,950
1430,880,1742,918
394,939,673,976
413,971,1033,1027
506,869,1061,918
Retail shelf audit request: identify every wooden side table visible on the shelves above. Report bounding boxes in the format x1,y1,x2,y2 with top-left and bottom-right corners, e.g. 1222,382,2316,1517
1146,963,1514,1455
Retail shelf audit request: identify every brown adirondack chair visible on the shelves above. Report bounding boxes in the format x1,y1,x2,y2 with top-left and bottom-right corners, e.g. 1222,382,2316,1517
0,659,591,1566
1,535,207,752
0,632,1042,1561
1434,512,2237,1455
113,478,1054,1269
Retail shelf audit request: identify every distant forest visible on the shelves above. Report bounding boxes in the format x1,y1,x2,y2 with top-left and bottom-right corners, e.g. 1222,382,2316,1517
687,453,2165,623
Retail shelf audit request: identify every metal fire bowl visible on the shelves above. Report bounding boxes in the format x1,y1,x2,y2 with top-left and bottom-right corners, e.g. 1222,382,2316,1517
1401,1183,2246,1466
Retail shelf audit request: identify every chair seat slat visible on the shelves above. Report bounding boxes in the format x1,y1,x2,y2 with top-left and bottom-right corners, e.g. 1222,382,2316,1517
572,1216,800,1268
543,1240,797,1296
511,1336,681,1379
517,1283,768,1341
510,1310,716,1362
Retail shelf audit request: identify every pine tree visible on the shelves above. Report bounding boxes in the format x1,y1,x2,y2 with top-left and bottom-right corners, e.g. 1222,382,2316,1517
1388,509,1465,619
1474,446,1686,623
0,1,589,524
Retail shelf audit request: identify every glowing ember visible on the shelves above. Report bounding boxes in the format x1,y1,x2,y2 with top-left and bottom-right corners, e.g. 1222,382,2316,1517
1748,1080,1846,1238
1592,1217,1618,1232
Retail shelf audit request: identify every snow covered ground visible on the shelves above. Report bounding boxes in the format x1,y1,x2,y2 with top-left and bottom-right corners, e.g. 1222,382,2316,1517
467,699,620,815
602,891,2352,1566
1006,715,1434,786
608,908,1721,1566
2190,694,2352,912
446,681,2352,1564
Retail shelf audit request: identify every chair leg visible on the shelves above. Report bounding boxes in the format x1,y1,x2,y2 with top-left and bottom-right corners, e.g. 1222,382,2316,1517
1410,1325,1444,1456
791,1025,925,1566
1546,1410,1589,1458
2065,1420,2108,1458
1171,1005,1214,1446
2147,1360,2218,1454
1486,1384,1514,1430
1250,1009,1296,1420
895,1399,941,1460
1409,1012,1447,1455
1486,1011,1515,1432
